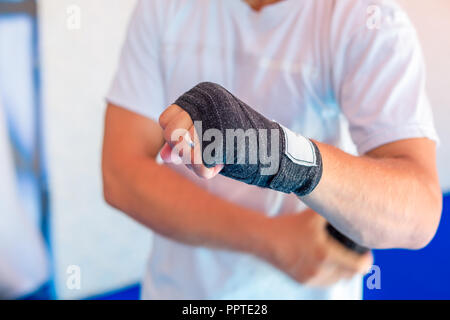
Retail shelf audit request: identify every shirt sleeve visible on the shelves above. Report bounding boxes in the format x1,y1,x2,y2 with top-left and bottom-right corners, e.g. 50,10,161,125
332,1,439,155
106,0,166,121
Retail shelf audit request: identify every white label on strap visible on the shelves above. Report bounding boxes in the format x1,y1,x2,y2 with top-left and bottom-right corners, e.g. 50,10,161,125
279,124,317,167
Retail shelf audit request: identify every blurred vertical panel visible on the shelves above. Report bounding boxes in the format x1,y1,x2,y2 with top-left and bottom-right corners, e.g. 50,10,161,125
364,0,450,300
0,0,50,298
0,99,49,299
0,104,46,299
39,0,151,299
397,0,450,192
0,1,40,230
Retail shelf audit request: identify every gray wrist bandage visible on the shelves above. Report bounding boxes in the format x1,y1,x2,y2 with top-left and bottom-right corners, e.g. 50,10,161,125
175,82,369,254
174,82,323,197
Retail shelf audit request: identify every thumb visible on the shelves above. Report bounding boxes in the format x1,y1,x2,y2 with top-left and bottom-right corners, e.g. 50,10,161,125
160,143,179,163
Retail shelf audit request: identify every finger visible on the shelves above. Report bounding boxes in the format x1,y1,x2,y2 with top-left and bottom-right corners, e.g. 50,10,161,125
159,104,184,129
184,125,222,179
188,125,202,165
359,251,374,274
163,123,215,176
161,142,186,165
160,143,174,163
325,236,373,275
163,110,194,147
171,125,204,168
171,125,198,165
191,125,224,178
169,123,223,179
212,164,224,176
322,265,359,284
306,264,348,287
341,269,359,280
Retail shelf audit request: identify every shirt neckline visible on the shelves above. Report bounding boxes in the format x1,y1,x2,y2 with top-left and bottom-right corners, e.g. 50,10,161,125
227,0,295,24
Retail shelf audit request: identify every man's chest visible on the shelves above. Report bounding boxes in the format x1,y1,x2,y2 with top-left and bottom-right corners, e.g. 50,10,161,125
159,14,339,139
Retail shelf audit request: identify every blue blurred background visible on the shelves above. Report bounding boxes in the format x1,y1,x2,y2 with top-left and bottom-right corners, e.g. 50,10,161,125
364,194,450,300
90,193,450,300
90,195,450,300
0,0,449,300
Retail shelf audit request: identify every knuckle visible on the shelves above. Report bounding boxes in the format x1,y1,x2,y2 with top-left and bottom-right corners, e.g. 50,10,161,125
340,271,354,280
196,166,213,179
346,260,361,274
314,247,329,264
165,123,188,144
163,127,175,144
179,109,193,123
301,265,320,283
168,104,183,114
191,127,200,143
194,169,209,179
347,266,361,276
295,272,309,284
350,257,371,274
159,104,180,127
162,128,172,143
359,259,373,274
158,111,168,127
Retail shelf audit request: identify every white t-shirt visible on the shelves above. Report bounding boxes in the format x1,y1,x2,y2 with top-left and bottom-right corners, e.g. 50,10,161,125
107,0,438,300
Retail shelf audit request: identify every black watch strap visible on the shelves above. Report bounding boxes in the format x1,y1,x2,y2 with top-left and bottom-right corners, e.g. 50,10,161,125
326,223,370,254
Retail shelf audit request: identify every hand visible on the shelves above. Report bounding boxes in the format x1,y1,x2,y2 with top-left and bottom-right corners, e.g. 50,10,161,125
159,104,223,179
260,209,373,287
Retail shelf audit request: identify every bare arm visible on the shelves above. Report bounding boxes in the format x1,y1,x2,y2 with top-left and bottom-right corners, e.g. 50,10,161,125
158,104,442,251
102,104,371,285
102,104,269,254
302,139,442,250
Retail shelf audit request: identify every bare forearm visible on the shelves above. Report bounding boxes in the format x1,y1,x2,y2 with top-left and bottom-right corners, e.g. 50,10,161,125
302,141,442,249
103,156,269,255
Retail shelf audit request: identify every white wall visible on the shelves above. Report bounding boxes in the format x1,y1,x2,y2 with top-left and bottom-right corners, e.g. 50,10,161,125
39,0,450,299
39,0,149,299
397,0,450,191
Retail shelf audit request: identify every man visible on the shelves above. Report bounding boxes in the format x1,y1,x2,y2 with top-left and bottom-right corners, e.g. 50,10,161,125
103,0,441,299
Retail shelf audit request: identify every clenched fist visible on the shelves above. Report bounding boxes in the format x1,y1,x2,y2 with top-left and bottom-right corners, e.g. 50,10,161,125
159,104,223,178
261,209,373,286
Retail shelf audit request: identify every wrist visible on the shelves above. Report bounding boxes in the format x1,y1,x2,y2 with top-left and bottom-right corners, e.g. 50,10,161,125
242,214,279,263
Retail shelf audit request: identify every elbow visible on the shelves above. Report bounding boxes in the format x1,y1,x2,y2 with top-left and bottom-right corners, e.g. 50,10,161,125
102,170,117,209
101,157,122,211
405,188,443,250
364,188,442,250
103,176,117,209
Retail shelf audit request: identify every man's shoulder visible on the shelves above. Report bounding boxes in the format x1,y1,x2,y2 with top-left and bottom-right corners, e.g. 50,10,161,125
332,0,402,11
328,0,413,42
